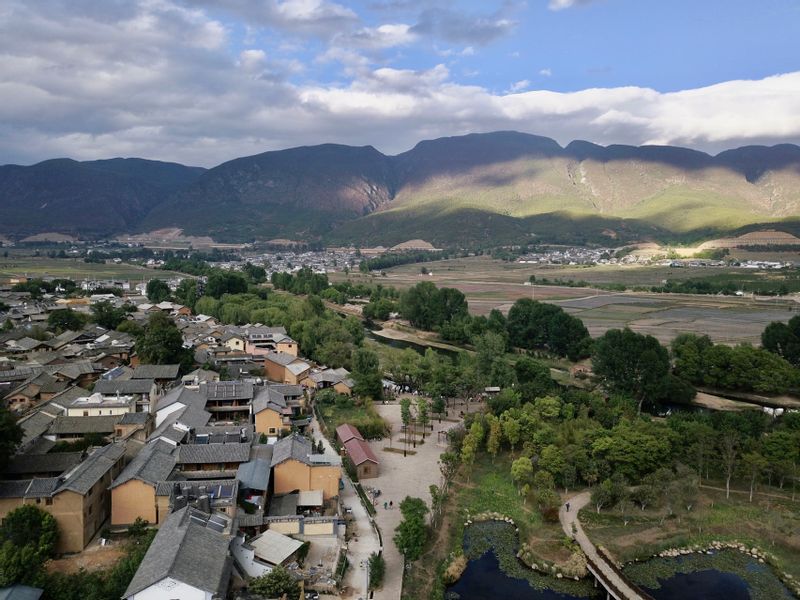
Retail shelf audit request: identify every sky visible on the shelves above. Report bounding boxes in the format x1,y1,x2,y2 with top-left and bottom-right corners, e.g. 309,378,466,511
1,0,799,167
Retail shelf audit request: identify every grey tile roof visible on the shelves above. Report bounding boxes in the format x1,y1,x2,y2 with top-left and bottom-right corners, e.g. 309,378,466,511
111,440,177,488
118,412,150,425
18,411,56,447
265,351,299,367
236,458,271,492
156,386,204,411
48,415,121,435
93,379,154,395
177,443,251,465
56,443,126,495
270,433,313,467
131,364,180,380
123,507,232,598
48,385,92,406
4,452,83,476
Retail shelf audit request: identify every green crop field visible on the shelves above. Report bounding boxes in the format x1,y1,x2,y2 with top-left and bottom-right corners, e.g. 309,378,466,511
0,257,180,281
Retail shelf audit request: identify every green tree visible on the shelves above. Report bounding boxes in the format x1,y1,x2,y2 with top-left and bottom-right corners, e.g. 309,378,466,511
416,397,430,439
48,308,86,333
762,315,800,366
136,312,191,369
592,328,672,415
0,406,23,471
486,415,502,463
173,279,198,308
91,300,129,330
393,497,429,561
249,565,300,598
368,552,386,590
511,456,533,493
501,415,521,454
352,348,383,400
0,504,58,586
145,279,171,303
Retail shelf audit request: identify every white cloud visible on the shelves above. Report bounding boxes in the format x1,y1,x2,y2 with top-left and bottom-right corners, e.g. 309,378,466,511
539,68,552,77
548,0,597,11
1,0,799,167
508,79,531,93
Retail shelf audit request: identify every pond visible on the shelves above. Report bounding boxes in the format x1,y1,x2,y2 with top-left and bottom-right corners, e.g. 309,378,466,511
626,550,795,600
445,551,590,600
447,523,794,600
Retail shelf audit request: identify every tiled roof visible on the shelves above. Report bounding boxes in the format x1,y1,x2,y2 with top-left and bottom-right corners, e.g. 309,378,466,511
94,379,154,395
123,507,232,598
271,433,314,467
236,458,271,492
56,443,126,495
264,351,298,367
111,440,177,488
336,423,363,444
177,443,251,465
344,438,379,466
131,364,180,380
49,415,122,435
4,451,83,476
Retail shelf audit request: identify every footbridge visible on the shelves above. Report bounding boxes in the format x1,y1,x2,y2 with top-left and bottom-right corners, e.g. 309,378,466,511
559,492,655,600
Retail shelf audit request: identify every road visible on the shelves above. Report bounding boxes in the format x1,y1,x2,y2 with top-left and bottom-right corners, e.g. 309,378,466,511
312,414,380,599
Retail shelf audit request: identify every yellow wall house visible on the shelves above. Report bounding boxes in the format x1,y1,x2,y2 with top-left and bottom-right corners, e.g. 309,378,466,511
264,352,311,385
110,440,177,527
270,433,341,501
252,385,306,436
0,443,126,553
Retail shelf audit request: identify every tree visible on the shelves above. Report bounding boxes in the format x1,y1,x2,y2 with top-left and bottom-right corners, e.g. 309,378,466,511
487,388,520,415
47,309,85,333
145,279,171,303
393,497,429,561
592,328,672,415
0,505,58,586
136,312,191,369
742,451,768,502
416,397,430,439
511,457,533,493
368,552,386,590
514,356,554,403
486,415,502,463
0,406,23,471
762,315,800,366
91,300,129,329
352,348,383,400
431,396,446,422
501,415,521,454
250,565,300,598
718,432,739,499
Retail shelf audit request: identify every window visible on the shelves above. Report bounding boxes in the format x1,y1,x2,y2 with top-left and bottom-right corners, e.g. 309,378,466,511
83,410,89,417
45,498,53,506
35,498,41,504
269,428,276,434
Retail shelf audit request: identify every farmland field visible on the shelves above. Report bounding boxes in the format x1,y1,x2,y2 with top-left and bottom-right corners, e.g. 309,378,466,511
333,256,800,345
0,256,181,281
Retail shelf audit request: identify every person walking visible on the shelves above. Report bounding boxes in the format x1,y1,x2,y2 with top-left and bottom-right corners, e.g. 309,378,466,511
566,502,570,512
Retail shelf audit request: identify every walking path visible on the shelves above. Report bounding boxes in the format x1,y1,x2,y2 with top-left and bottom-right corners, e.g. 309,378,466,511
311,414,380,599
559,492,652,600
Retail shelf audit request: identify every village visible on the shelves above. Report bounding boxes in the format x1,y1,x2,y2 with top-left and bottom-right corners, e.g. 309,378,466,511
0,273,456,600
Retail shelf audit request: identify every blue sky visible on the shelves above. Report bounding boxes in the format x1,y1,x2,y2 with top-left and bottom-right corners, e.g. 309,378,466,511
0,0,798,166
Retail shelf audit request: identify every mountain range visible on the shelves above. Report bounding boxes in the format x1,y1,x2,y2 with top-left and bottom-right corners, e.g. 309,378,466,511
3,131,800,246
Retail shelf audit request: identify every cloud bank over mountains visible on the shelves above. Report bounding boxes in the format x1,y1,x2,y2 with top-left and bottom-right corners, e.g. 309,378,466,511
0,0,798,167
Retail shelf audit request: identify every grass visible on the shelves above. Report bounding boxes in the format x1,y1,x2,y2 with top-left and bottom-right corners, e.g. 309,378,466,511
580,485,800,582
0,256,180,280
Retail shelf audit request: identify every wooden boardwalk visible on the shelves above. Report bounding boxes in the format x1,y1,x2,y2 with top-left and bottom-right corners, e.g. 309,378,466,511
560,492,655,600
